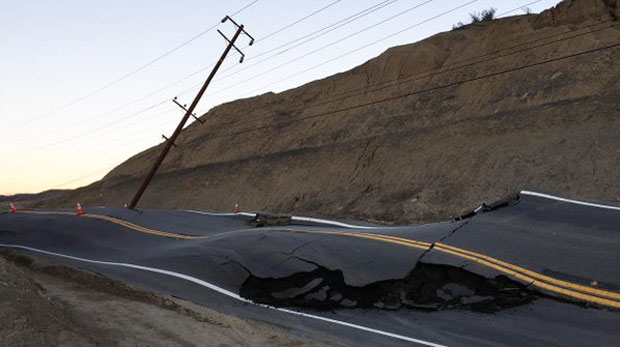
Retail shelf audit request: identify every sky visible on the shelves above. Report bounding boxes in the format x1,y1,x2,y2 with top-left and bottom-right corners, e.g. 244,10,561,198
0,0,563,195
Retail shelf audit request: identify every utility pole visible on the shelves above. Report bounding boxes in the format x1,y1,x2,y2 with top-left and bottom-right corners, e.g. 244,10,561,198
128,16,253,209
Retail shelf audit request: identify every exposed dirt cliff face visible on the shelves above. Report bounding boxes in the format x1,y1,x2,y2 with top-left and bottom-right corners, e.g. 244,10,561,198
40,0,620,224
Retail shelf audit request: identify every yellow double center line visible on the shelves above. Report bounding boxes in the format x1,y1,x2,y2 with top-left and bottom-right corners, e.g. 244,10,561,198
296,230,620,309
17,210,203,240
81,214,203,239
14,211,620,308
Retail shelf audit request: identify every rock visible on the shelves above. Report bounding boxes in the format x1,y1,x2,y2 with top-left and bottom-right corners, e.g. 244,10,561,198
340,298,357,307
304,286,329,301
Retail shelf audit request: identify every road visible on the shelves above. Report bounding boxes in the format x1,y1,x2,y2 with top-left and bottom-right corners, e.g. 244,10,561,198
1,190,619,346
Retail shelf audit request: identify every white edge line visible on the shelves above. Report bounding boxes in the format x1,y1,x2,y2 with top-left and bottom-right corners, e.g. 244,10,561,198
0,243,447,347
290,216,379,229
185,210,257,218
184,210,380,229
520,190,620,211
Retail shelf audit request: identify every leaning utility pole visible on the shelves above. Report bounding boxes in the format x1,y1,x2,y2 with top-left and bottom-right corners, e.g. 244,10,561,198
128,16,253,208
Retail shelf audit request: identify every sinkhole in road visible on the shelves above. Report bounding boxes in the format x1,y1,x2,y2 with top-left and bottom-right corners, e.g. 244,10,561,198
240,262,535,312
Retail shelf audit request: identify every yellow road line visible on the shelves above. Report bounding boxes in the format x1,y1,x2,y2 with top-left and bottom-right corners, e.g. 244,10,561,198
16,210,203,240
81,214,204,239
435,246,620,309
14,210,620,308
18,211,75,216
435,242,620,301
308,230,431,251
356,228,620,301
292,230,620,308
357,232,433,248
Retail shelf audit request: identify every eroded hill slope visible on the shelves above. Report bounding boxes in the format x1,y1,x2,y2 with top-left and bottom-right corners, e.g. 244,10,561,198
42,0,620,224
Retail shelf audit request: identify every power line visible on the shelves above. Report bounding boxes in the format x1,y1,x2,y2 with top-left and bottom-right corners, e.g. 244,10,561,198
155,0,551,119
184,19,615,136
224,19,619,129
17,100,170,154
63,0,396,135
40,5,611,190
238,0,478,97
12,11,610,158
174,0,402,97
497,0,542,17
65,113,178,156
182,39,620,147
67,0,522,150
250,0,397,61
259,0,343,42
161,0,347,92
200,8,606,122
6,0,259,132
47,34,620,191
54,166,115,189
23,122,173,175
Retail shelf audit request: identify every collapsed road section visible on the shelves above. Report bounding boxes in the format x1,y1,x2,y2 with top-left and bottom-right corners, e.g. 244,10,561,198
241,262,534,312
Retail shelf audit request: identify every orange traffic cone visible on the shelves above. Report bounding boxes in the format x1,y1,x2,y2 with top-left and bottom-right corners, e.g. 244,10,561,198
233,203,241,213
76,202,84,216
9,203,16,213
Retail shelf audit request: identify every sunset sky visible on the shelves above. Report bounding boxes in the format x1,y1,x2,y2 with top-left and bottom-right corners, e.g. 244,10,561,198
0,0,562,195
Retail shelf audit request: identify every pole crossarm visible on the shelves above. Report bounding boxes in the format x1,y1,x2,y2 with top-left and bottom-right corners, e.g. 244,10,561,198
161,134,177,147
173,97,204,124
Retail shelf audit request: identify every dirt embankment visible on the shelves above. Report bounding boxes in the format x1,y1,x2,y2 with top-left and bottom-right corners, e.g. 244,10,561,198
0,252,332,347
37,0,620,224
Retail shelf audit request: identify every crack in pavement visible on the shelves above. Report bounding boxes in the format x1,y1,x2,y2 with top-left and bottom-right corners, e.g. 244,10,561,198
415,220,471,265
270,240,322,271
218,258,252,277
288,255,324,270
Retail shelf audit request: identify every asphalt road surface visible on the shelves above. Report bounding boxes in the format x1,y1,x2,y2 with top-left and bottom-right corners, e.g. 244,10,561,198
1,190,618,346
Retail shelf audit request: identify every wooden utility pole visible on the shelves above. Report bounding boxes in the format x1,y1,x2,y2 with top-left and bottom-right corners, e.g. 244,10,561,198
128,16,253,208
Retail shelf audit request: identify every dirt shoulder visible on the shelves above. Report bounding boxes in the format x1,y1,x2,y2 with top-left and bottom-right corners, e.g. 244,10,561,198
0,251,333,347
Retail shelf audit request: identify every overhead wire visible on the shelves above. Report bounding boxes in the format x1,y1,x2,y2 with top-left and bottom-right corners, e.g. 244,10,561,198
237,0,479,97
183,0,570,124
21,100,171,154
201,0,440,99
16,0,554,157
2,107,176,166
207,19,618,130
31,17,619,172
174,0,402,97
11,0,446,186
13,7,604,158
49,110,190,188
259,0,343,42
21,1,604,189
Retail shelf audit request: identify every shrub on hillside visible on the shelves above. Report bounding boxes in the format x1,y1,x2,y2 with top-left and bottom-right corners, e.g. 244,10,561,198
453,8,496,30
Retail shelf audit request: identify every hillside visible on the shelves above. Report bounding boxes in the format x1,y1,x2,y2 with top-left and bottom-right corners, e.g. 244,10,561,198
37,0,620,224
1,190,69,203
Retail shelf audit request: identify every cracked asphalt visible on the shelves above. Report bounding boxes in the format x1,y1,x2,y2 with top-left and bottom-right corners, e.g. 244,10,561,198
0,192,619,346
